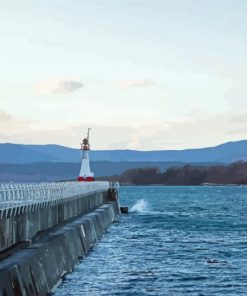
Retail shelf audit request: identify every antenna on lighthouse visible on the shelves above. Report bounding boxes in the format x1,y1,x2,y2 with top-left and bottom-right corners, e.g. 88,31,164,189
78,128,94,182
87,128,91,141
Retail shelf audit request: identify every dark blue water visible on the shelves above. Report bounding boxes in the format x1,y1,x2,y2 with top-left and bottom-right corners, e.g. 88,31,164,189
55,186,247,295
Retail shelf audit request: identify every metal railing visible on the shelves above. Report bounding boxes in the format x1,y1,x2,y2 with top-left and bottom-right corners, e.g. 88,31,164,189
0,181,110,210
109,181,120,190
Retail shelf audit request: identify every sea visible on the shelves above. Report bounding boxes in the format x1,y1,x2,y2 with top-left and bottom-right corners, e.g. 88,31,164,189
54,186,247,296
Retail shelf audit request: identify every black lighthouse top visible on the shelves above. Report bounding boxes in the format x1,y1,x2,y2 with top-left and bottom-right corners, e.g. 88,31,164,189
80,128,91,151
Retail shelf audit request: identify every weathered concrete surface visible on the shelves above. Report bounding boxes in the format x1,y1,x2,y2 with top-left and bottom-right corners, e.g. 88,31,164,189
0,200,119,295
0,191,108,252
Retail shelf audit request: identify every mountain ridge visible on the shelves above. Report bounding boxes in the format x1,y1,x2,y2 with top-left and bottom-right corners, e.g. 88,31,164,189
0,140,247,164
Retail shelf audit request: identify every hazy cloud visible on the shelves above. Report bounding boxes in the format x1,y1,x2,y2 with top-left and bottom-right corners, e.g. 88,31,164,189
230,114,247,123
0,110,247,150
0,111,13,122
0,122,136,149
52,81,84,94
34,80,83,95
0,110,31,136
116,80,154,88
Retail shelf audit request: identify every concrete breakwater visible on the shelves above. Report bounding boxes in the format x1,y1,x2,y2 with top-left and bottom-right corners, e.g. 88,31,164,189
0,181,120,295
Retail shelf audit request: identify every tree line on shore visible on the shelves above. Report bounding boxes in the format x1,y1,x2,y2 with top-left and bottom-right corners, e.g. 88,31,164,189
105,161,247,185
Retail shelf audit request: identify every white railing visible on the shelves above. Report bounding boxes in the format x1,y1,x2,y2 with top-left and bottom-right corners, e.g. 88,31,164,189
0,181,110,210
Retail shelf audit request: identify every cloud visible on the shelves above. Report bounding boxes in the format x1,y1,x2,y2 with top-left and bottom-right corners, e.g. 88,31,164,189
230,113,247,123
52,81,84,94
0,111,13,122
0,111,32,136
1,110,247,150
116,80,154,88
0,122,136,149
34,80,83,95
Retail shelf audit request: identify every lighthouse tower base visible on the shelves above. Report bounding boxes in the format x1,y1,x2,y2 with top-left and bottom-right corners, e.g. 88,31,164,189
78,149,94,182
78,176,95,182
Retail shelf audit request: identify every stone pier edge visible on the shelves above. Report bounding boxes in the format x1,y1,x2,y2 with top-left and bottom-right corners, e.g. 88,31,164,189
0,199,120,295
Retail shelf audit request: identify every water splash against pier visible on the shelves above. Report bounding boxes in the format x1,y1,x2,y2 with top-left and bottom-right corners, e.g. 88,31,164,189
130,199,149,213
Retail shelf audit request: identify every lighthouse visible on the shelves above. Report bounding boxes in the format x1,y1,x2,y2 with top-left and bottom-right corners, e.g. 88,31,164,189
78,128,94,182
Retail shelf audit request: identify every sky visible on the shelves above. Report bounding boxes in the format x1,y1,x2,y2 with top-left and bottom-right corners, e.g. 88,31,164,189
0,0,247,150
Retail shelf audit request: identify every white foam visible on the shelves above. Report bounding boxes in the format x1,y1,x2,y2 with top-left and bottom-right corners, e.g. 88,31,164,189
130,199,149,213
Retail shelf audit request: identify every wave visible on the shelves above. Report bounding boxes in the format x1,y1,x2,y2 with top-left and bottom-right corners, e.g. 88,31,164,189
130,199,149,213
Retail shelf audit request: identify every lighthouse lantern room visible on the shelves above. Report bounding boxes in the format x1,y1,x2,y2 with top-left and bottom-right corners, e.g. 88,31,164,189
78,128,95,182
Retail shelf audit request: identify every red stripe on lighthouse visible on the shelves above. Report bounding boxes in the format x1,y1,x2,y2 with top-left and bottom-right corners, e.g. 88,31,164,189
77,176,95,182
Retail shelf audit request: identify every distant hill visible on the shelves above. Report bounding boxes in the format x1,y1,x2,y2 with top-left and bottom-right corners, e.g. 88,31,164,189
109,162,247,186
0,140,247,164
0,161,185,182
0,161,218,182
0,144,80,163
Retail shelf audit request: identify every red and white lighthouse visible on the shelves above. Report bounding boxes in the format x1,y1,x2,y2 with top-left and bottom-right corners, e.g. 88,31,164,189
78,128,94,182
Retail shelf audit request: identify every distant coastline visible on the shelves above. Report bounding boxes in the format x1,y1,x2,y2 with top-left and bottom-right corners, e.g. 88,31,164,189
1,140,247,183
1,161,247,185
101,161,247,186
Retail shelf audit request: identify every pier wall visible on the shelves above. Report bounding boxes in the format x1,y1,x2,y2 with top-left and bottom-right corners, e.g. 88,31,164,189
0,182,120,295
0,190,108,252
0,182,114,252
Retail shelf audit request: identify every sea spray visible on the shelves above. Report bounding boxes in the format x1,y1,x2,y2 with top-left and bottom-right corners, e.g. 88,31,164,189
130,199,149,213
